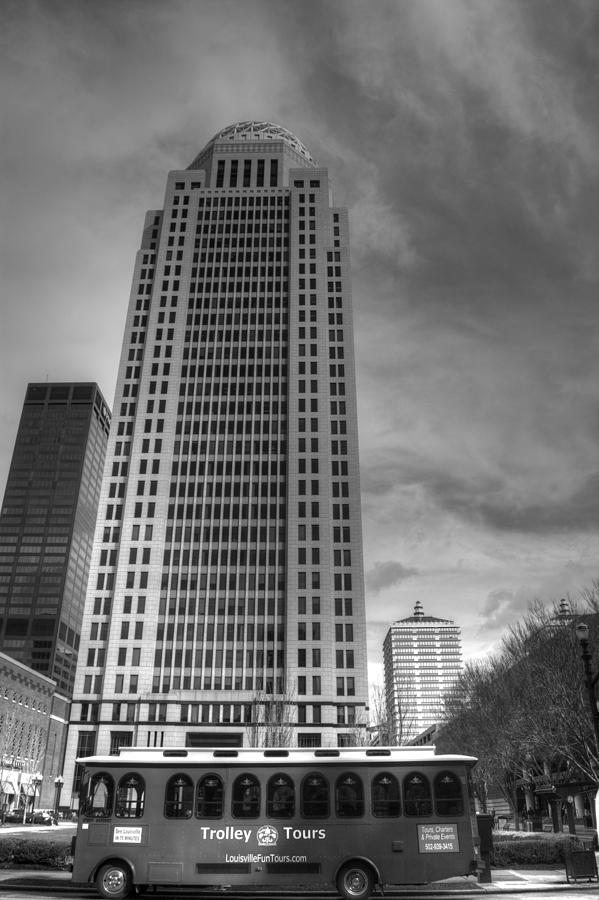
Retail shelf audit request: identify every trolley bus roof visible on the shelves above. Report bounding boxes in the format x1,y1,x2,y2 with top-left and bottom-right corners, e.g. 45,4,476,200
77,746,477,766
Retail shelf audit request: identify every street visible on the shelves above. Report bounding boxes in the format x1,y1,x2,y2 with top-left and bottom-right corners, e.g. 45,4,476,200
1,867,599,900
0,887,599,900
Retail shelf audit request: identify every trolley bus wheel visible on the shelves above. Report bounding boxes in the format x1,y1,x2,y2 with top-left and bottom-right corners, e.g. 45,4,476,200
96,861,133,900
337,862,375,900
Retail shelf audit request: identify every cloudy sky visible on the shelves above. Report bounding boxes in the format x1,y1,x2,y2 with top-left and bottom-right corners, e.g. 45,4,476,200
1,0,598,682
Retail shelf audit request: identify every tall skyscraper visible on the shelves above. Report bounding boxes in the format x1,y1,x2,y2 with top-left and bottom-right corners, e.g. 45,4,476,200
0,382,110,695
383,601,463,744
63,121,368,802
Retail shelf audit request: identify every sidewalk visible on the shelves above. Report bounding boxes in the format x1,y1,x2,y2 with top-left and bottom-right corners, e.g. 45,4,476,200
478,868,598,893
0,822,76,833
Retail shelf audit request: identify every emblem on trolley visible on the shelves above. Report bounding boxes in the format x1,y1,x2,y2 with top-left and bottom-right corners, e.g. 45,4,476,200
257,825,279,846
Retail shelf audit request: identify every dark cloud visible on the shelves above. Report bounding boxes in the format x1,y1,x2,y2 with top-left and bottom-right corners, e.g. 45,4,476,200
435,472,599,535
365,561,419,595
479,588,532,632
1,0,598,669
363,453,599,537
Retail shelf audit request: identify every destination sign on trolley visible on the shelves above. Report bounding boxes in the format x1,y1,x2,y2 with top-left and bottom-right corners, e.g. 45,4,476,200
113,826,143,844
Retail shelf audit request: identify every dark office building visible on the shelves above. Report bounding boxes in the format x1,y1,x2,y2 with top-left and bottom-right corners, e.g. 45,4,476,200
0,383,110,695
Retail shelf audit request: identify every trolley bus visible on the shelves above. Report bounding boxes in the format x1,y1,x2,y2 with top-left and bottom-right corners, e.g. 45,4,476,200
71,745,480,899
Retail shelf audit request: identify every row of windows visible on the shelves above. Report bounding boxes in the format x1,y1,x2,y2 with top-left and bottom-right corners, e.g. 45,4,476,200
172,414,286,434
158,594,282,617
195,255,288,271
293,675,355,696
82,768,464,822
189,208,288,221
193,236,286,251
215,158,279,188
1,690,49,712
172,460,285,479
183,329,286,345
88,620,142,642
99,702,334,728
151,674,282,693
196,194,288,207
172,441,286,459
188,280,288,295
156,621,285,644
176,402,286,421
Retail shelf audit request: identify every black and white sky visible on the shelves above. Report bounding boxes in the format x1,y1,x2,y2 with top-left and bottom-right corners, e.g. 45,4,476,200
1,0,598,681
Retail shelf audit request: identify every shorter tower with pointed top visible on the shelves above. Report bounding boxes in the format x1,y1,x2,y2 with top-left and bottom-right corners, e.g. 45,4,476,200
383,602,463,744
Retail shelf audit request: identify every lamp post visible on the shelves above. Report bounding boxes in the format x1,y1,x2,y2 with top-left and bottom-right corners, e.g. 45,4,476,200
575,622,599,746
54,776,64,819
31,771,43,820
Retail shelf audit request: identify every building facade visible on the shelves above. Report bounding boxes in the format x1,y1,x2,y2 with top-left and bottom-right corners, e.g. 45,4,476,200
0,382,110,696
63,121,368,805
0,652,70,814
383,601,462,743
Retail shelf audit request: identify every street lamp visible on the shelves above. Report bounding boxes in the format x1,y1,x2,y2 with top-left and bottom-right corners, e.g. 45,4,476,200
575,622,599,746
31,771,43,819
54,775,64,819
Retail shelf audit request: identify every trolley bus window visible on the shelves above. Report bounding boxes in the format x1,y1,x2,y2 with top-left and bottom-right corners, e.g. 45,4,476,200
335,772,364,818
267,773,295,818
115,772,145,818
232,774,260,818
403,772,432,817
196,773,224,819
372,771,400,817
301,772,329,818
434,771,464,816
164,773,194,819
81,772,114,819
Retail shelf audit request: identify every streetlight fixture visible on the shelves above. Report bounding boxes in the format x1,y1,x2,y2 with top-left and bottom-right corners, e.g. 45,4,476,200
31,771,43,820
54,775,64,819
575,622,599,746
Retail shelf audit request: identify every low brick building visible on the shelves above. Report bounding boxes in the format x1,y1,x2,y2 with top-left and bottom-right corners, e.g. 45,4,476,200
0,652,69,814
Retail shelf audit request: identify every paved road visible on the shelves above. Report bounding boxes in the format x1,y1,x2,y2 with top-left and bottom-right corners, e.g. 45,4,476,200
0,873,597,899
0,890,597,900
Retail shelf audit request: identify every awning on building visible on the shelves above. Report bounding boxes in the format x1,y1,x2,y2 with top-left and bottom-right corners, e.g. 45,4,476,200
20,784,35,797
1,780,18,795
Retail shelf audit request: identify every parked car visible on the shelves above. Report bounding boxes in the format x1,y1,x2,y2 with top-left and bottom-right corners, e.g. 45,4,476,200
26,809,57,825
3,808,26,823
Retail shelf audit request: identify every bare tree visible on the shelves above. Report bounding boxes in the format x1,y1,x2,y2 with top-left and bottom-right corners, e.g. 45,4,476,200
0,703,19,815
383,674,417,745
0,698,48,819
440,656,525,822
580,580,599,615
0,702,18,765
437,589,599,823
369,683,393,745
337,707,369,747
246,689,296,748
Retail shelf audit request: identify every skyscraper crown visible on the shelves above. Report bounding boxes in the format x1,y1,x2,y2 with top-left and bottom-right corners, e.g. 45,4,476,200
207,121,313,162
187,121,315,175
